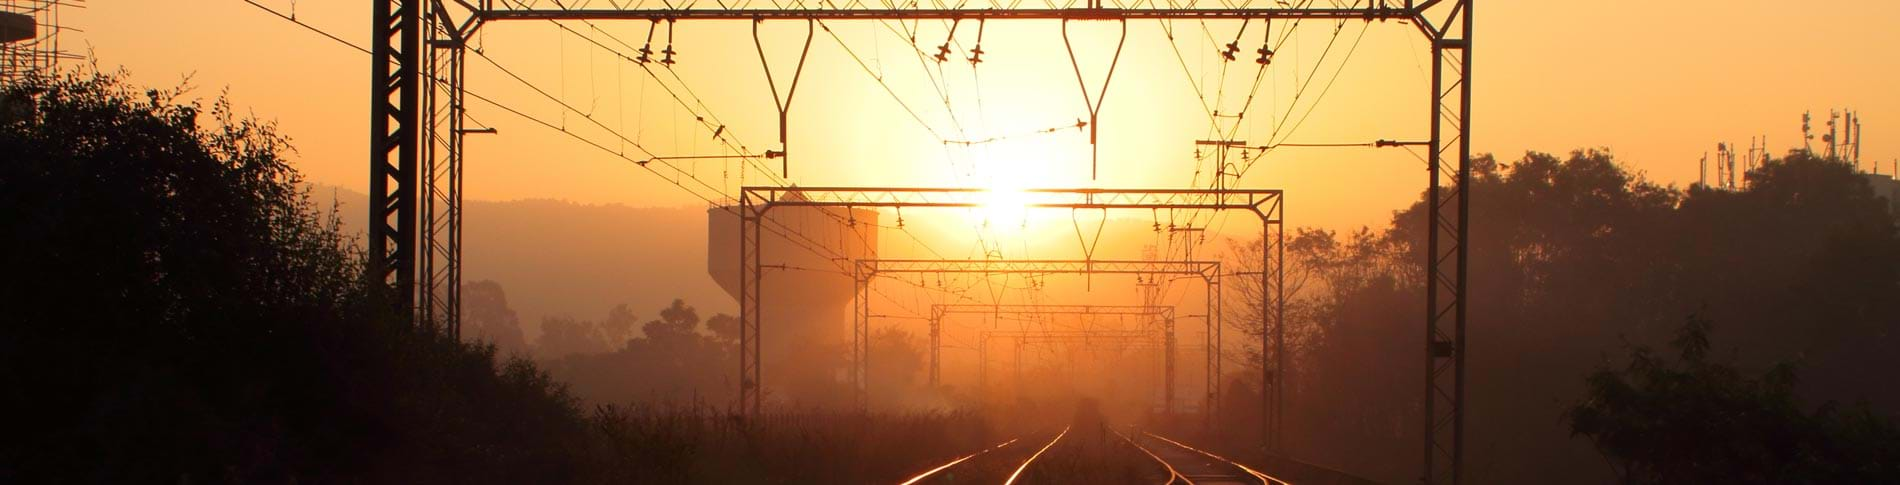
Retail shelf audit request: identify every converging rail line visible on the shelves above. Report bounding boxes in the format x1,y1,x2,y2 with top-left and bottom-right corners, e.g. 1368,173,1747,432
898,438,1021,485
895,425,1073,485
1003,426,1071,485
1133,432,1292,485
1115,430,1189,484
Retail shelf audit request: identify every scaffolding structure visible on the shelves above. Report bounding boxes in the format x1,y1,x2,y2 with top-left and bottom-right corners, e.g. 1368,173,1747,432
0,0,80,81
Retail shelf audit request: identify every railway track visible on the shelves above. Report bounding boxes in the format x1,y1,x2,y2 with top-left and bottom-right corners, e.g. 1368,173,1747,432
899,426,1284,485
1118,431,1292,485
897,426,1070,485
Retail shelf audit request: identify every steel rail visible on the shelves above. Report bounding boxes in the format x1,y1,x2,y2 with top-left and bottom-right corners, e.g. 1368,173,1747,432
1115,429,1190,485
1145,432,1292,485
896,438,1021,485
1004,426,1072,485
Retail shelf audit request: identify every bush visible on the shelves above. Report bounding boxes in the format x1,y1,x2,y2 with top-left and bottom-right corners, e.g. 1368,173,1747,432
0,69,592,484
1567,315,1900,483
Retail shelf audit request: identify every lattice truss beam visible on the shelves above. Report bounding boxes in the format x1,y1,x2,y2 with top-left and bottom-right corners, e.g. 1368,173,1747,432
479,0,1425,21
747,187,1283,214
379,0,1465,481
1423,2,1471,484
929,305,1177,410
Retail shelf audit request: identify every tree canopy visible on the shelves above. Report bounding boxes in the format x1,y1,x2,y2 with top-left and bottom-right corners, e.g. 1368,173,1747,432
1224,148,1900,483
0,70,592,483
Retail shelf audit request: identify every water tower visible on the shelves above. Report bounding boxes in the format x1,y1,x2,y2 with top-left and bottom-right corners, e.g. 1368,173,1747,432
708,190,877,406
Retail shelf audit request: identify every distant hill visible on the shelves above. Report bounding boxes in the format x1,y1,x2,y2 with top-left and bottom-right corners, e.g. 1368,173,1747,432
308,186,733,342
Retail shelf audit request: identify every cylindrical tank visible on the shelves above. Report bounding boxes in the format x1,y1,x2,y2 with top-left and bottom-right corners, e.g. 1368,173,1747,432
708,191,877,406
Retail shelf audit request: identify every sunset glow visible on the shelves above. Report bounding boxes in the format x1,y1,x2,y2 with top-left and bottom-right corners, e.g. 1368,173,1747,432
16,1,1900,483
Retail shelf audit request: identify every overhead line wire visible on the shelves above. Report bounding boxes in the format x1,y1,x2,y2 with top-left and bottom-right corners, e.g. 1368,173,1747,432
243,0,974,315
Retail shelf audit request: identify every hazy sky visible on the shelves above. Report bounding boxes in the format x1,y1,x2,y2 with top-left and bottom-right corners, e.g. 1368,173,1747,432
63,1,1900,231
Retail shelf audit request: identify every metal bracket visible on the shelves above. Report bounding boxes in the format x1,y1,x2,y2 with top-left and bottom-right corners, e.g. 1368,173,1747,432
753,19,815,179
1061,18,1127,180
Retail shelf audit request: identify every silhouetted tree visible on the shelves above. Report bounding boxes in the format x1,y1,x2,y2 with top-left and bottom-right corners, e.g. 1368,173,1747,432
538,315,611,359
601,303,639,348
547,299,740,405
0,69,593,483
1235,149,1900,483
463,280,530,356
1567,314,1900,483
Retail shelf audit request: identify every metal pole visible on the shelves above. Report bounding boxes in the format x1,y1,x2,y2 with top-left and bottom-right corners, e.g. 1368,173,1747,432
1424,35,1444,485
1155,313,1170,416
1274,204,1286,452
854,264,870,410
369,0,421,322
1453,3,1473,481
929,312,942,386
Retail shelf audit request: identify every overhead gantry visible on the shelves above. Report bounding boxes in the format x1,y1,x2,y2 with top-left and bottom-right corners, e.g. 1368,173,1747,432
737,187,1282,429
372,0,1467,480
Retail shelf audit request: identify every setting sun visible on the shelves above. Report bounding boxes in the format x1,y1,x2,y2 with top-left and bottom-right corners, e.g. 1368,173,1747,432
978,184,1031,230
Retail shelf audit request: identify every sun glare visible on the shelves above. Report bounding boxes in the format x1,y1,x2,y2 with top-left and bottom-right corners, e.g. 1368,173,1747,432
979,184,1031,229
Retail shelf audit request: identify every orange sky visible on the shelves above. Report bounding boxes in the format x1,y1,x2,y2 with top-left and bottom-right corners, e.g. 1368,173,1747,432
65,1,1900,231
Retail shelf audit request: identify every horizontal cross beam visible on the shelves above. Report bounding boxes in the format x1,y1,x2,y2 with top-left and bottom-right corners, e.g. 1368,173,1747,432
480,5,1418,22
981,330,1160,341
744,186,1281,219
858,259,1219,278
934,304,1175,318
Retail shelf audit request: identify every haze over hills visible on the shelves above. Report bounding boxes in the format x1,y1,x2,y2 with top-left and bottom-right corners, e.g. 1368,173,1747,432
309,185,1265,347
309,186,732,344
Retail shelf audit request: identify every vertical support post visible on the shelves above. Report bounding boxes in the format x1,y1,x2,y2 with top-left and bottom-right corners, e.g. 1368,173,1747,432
1213,277,1222,422
1273,201,1286,451
1454,4,1473,481
978,333,989,404
1424,2,1471,483
929,310,942,386
738,195,765,416
1204,277,1221,428
853,263,870,410
1260,196,1285,452
370,0,422,323
1164,314,1176,415
420,2,466,338
1013,339,1024,398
